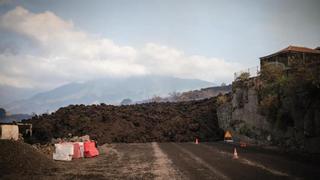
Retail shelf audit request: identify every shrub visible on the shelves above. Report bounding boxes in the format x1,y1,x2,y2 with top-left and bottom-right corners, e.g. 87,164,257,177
236,72,250,81
217,95,228,105
239,125,254,138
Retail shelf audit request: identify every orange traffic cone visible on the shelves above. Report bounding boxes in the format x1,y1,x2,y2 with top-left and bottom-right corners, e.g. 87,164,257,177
233,148,239,159
195,138,199,144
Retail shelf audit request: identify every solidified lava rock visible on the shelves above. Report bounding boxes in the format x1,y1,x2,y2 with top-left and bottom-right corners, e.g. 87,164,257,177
24,97,224,144
0,140,57,176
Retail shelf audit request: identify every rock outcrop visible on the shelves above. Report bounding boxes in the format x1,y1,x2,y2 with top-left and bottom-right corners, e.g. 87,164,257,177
217,74,320,153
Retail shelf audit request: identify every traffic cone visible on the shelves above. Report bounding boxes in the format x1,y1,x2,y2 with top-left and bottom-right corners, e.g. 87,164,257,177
233,148,238,159
195,138,199,144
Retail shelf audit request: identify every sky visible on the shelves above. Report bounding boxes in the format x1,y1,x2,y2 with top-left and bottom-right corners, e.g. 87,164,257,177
0,0,319,90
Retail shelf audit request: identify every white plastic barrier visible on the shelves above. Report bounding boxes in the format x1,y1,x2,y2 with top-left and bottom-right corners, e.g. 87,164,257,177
53,143,74,161
78,142,84,158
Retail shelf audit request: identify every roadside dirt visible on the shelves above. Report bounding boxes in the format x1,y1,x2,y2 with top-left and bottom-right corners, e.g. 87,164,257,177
0,140,57,179
0,141,157,180
52,143,156,179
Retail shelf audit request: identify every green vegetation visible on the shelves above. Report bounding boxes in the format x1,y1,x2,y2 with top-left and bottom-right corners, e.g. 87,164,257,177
236,72,250,81
239,124,254,138
216,94,230,105
233,72,250,93
258,63,320,134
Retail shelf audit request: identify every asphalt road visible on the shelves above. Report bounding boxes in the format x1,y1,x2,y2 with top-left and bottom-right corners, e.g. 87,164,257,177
158,142,320,180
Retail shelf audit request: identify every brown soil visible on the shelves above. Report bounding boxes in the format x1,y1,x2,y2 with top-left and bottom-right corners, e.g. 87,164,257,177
24,97,224,144
0,140,57,178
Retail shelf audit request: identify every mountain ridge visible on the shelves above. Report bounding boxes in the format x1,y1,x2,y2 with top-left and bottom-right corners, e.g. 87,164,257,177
4,76,215,114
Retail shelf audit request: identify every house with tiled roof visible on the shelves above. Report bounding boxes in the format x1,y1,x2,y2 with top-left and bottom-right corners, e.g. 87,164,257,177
260,46,320,71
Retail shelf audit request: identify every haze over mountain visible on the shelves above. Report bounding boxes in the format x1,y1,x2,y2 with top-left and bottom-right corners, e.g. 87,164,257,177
4,76,214,114
0,85,41,106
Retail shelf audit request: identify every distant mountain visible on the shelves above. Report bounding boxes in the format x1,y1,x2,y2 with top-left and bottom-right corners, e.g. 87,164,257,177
5,76,214,114
140,85,232,103
0,107,32,123
173,85,232,101
0,85,41,106
0,114,33,123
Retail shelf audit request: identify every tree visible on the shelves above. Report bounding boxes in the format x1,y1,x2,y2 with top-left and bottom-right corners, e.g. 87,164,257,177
150,96,162,102
0,108,6,119
120,98,132,105
169,91,181,101
236,72,250,81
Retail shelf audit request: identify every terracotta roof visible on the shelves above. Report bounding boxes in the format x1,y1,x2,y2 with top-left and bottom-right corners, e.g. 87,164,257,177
260,45,320,59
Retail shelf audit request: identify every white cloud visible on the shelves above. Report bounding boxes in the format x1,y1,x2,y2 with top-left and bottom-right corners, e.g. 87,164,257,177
0,6,243,89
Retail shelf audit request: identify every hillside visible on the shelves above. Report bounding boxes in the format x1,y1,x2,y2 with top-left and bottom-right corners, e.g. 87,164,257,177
6,76,214,114
0,108,32,123
142,85,231,103
0,114,32,123
24,97,223,144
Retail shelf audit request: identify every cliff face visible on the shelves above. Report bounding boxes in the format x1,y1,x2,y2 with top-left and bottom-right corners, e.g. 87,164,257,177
217,73,320,153
232,87,270,132
217,81,272,144
281,88,320,153
217,103,232,130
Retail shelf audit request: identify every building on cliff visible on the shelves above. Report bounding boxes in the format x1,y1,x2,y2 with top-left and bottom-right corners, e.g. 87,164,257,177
234,46,320,81
220,45,320,152
260,45,320,72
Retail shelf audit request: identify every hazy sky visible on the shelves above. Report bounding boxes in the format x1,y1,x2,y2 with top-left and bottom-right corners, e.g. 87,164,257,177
0,0,319,89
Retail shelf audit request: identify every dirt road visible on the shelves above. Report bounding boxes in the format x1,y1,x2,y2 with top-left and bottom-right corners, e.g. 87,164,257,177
4,142,319,179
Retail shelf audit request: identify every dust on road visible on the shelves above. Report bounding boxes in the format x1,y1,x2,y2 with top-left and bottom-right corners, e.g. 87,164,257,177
151,142,185,180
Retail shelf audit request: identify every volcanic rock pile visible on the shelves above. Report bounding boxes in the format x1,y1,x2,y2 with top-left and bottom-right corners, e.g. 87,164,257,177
24,97,224,144
0,140,57,177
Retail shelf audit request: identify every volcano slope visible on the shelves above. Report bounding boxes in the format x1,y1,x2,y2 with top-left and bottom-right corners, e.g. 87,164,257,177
24,97,224,144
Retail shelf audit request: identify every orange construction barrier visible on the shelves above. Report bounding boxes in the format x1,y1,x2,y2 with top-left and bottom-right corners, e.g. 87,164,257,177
73,143,81,159
84,141,99,158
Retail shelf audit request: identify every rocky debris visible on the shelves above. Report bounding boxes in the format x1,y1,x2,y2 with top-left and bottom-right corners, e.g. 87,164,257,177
0,140,57,177
24,97,224,144
32,143,55,158
51,135,90,144
73,135,90,142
